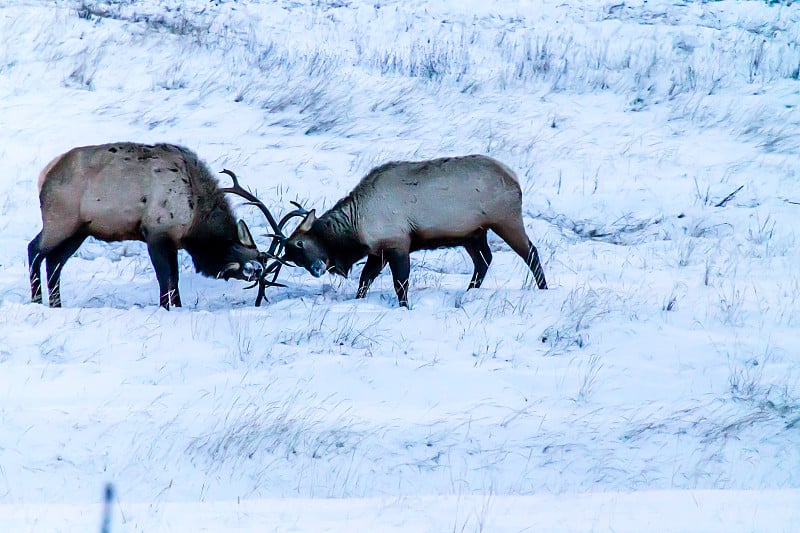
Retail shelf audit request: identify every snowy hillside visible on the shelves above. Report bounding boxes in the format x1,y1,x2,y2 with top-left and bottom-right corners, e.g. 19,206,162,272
1,0,799,530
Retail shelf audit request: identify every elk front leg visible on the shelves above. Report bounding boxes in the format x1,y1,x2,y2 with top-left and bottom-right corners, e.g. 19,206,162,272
44,233,87,308
28,231,44,304
147,238,181,309
385,248,411,308
356,254,387,299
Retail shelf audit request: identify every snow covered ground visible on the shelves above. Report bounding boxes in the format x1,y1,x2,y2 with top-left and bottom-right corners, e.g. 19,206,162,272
1,0,799,530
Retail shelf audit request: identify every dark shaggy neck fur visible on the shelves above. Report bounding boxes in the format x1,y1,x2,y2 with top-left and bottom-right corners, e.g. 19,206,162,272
315,199,369,277
182,236,242,277
165,144,242,277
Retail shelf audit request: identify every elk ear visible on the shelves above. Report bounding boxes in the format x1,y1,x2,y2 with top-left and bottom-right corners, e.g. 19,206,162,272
237,219,256,248
297,209,316,233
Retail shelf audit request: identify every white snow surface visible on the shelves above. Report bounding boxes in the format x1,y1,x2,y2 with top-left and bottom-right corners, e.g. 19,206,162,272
1,0,799,531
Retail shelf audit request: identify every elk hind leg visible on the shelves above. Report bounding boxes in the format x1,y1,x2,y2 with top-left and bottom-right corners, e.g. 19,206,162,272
147,238,181,309
45,233,88,308
356,254,387,299
463,230,492,290
492,220,548,289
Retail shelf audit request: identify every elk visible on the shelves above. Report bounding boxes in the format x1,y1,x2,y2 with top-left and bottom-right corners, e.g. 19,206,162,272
282,154,548,307
28,142,291,309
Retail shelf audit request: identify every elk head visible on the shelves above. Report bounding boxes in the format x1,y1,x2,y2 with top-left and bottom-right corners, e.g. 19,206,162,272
217,218,263,281
282,210,330,277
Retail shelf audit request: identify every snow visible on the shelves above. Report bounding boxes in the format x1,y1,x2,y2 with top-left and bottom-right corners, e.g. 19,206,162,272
3,490,800,532
1,0,799,531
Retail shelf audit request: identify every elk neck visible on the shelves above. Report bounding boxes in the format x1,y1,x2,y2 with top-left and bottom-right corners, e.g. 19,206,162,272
315,199,368,277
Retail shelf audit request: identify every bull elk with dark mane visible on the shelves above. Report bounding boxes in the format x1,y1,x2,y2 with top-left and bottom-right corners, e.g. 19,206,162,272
283,154,548,307
28,142,295,309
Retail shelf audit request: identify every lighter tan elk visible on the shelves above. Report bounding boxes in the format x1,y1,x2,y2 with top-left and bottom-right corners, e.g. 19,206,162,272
28,142,294,309
283,154,548,307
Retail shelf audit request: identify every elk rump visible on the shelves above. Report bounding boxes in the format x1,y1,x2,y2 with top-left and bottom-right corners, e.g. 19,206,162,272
28,142,265,309
283,154,548,307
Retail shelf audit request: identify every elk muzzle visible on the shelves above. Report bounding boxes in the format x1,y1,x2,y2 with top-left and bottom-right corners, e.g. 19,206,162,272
241,260,264,281
309,258,327,278
220,260,263,281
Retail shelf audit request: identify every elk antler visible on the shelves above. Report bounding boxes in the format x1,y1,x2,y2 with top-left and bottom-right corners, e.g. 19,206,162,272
254,201,309,306
220,169,283,236
219,169,309,306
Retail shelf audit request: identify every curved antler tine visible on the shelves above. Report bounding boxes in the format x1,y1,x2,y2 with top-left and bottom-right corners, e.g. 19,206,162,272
254,278,267,307
220,168,240,186
262,263,280,276
268,208,304,253
262,251,294,267
264,267,286,287
253,276,287,290
219,169,282,235
253,259,290,306
259,237,287,262
289,200,308,213
277,208,310,233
